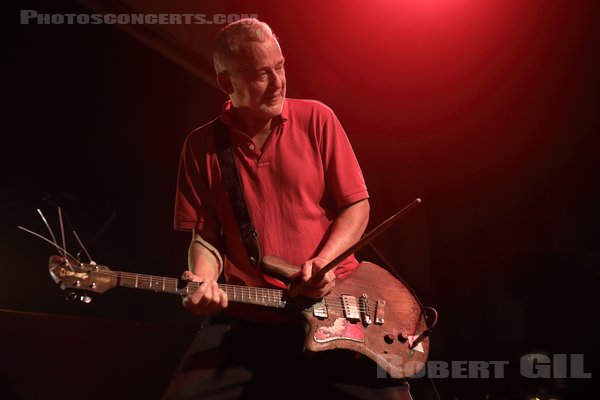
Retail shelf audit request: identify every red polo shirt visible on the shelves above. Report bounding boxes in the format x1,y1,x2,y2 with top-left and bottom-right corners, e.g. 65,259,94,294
174,98,369,289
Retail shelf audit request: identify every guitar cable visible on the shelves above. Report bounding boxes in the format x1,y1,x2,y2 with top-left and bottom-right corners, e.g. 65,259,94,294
364,239,438,333
365,239,442,400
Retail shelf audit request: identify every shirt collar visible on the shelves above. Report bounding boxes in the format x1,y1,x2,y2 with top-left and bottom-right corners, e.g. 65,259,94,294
220,99,289,129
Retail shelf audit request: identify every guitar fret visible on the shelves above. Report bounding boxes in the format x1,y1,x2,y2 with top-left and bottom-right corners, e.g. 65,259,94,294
118,273,179,294
126,277,286,307
116,272,286,307
226,286,283,307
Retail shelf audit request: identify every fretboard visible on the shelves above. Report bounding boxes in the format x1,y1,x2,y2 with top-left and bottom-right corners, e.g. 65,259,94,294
117,271,287,309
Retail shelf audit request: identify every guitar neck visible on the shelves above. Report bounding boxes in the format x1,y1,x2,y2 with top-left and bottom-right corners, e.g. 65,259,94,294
116,271,288,309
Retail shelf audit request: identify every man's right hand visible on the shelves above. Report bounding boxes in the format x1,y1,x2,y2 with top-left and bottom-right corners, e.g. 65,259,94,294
181,271,228,315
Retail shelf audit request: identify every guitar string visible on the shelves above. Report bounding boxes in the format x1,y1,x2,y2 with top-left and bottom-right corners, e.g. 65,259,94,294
78,269,418,311
96,271,374,312
98,269,381,311
66,268,416,311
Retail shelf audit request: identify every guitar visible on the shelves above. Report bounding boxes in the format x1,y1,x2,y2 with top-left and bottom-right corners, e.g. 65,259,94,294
48,254,430,378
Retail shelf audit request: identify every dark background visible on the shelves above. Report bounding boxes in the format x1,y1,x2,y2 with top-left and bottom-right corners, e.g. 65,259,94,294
3,0,599,399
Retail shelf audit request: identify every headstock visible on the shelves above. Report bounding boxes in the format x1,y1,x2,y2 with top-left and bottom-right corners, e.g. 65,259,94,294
48,255,118,302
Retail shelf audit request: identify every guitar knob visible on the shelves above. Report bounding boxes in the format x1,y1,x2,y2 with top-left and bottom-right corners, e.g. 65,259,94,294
397,333,408,343
384,334,395,344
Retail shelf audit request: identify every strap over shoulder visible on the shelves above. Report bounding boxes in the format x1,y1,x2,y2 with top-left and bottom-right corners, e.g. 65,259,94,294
212,118,262,267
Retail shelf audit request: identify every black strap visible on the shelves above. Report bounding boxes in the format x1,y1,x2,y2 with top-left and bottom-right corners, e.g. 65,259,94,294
212,118,261,266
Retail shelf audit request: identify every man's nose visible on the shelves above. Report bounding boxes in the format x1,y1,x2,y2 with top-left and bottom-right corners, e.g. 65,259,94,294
269,70,283,88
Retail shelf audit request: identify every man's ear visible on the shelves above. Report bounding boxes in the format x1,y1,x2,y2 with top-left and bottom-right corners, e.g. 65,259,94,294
217,72,234,95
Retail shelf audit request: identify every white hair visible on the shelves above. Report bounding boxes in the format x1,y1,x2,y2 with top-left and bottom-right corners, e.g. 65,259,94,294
213,18,278,74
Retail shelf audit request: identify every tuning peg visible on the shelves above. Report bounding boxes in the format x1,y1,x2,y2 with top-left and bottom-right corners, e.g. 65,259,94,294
65,291,78,302
78,293,92,304
64,291,92,303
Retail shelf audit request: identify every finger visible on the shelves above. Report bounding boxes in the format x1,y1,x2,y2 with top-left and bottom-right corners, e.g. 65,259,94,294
182,270,200,282
207,281,221,305
306,278,327,289
188,280,209,307
323,280,335,294
308,271,331,287
306,271,335,289
208,282,225,307
219,289,228,308
301,262,312,282
188,281,216,314
305,278,336,297
202,282,227,312
182,294,205,314
194,280,212,304
324,270,336,284
202,280,223,305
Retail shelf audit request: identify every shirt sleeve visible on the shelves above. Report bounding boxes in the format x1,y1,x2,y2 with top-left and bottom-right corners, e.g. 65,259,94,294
173,131,220,232
319,105,369,209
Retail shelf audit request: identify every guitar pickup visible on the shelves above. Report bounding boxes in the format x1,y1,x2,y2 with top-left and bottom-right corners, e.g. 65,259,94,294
312,300,328,319
341,295,360,321
374,299,386,325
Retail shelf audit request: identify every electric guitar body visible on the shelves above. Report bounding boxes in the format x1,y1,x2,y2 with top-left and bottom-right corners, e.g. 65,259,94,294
297,261,429,378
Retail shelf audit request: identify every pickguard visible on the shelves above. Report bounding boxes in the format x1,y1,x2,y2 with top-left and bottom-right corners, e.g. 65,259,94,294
314,317,364,343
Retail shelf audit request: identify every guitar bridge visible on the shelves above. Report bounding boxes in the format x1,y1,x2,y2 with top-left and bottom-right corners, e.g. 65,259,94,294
360,293,372,325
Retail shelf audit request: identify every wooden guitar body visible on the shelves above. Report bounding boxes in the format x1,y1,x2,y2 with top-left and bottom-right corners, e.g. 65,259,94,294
298,262,429,378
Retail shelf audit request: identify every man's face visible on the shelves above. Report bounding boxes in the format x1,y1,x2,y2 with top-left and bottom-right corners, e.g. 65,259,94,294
225,37,286,121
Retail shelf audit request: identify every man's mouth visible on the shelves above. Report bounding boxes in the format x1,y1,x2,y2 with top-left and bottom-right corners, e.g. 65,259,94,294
264,93,281,103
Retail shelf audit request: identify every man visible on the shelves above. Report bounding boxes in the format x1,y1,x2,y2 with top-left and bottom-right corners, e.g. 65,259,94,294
165,18,412,400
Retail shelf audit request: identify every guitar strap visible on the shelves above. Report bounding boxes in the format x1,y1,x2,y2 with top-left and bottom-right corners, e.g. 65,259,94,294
212,117,262,267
